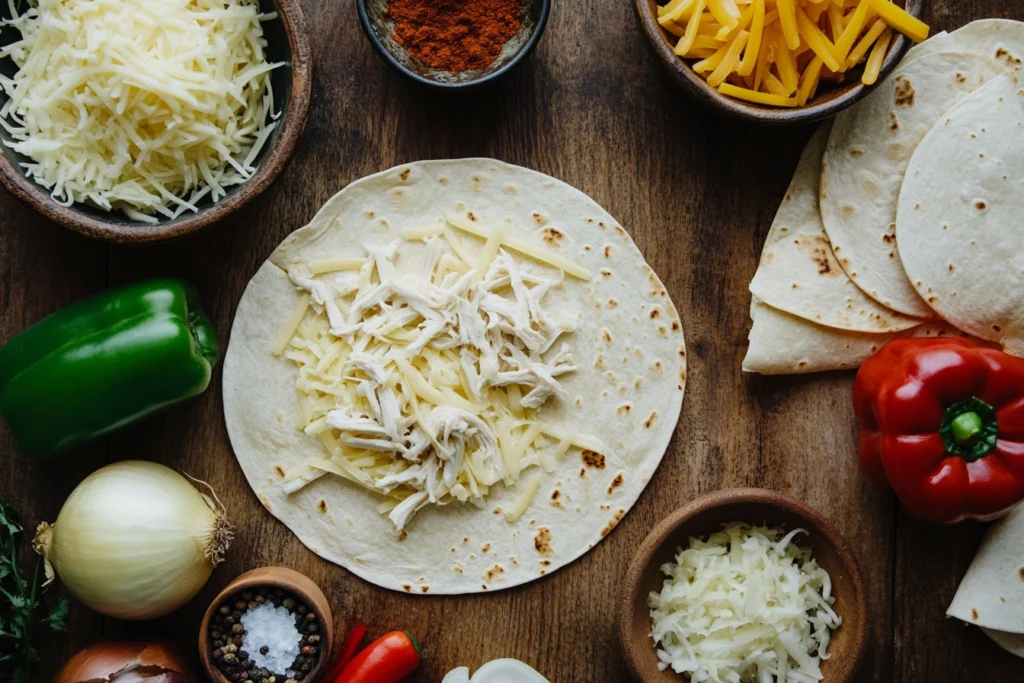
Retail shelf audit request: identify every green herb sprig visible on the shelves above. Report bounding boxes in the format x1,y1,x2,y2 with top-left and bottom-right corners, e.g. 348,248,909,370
0,497,67,683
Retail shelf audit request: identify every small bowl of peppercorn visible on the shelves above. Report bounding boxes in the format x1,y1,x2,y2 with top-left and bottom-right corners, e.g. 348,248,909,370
357,0,550,89
199,567,335,683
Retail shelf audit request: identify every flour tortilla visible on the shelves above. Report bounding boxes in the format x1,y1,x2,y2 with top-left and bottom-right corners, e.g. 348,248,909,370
948,505,1024,658
897,75,1024,356
223,159,686,594
743,298,970,375
750,124,920,333
820,51,1005,318
906,20,1024,72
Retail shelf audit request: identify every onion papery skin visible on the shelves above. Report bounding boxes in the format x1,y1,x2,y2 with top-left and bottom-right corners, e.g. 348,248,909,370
35,460,232,620
55,641,199,682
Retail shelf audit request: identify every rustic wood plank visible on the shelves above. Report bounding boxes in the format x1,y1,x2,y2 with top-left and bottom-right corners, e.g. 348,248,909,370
0,203,107,680
1,0,1022,680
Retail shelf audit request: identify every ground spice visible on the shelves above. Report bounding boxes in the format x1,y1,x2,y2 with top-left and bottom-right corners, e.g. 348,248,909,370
388,0,523,73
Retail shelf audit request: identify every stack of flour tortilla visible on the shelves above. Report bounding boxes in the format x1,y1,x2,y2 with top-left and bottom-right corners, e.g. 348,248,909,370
948,505,1024,658
744,19,1024,375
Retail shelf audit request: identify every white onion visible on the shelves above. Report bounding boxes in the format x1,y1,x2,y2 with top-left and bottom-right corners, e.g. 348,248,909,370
34,460,233,620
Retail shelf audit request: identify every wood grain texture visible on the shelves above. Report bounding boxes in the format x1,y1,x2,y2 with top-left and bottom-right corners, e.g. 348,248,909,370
0,0,1022,680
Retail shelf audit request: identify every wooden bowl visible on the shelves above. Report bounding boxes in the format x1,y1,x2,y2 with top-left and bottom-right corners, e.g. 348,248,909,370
0,0,312,244
199,567,336,683
618,488,868,682
634,0,923,125
357,0,550,89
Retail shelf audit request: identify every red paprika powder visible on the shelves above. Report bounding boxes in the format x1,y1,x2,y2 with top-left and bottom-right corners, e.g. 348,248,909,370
387,0,523,73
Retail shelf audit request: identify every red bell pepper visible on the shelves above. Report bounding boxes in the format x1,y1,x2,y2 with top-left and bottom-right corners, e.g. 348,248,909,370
334,631,420,683
854,338,1024,523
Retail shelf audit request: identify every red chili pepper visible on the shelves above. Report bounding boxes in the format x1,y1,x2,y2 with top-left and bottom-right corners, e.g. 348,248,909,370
325,622,368,681
854,338,1024,524
335,631,420,683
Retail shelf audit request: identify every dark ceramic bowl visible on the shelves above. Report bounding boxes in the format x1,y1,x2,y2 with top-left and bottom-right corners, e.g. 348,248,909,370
635,0,924,125
619,489,868,682
0,0,312,244
357,0,550,89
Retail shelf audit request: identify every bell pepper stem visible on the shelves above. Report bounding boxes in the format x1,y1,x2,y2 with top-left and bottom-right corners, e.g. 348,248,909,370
950,412,983,446
939,396,999,462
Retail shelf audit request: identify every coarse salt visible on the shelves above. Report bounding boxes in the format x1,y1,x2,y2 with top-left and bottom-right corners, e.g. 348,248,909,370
240,603,302,676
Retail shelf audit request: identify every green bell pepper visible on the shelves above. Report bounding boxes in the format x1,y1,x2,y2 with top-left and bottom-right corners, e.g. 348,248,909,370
0,278,219,458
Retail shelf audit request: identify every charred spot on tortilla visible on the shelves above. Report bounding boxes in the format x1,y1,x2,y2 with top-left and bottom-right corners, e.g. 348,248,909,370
995,47,1022,69
894,76,915,107
599,221,606,230
600,509,625,537
604,245,614,258
399,169,411,180
889,112,899,132
602,329,613,344
974,200,987,211
398,530,408,541
481,543,491,553
421,586,429,593
484,565,504,581
274,465,286,478
971,608,979,621
1018,567,1024,580
841,204,856,218
532,212,544,224
607,473,625,495
614,225,627,238
542,226,565,247
600,269,612,278
582,450,606,469
643,412,658,429
364,210,376,218
534,527,552,556
317,500,327,514
453,565,463,574
402,584,412,592
650,308,661,320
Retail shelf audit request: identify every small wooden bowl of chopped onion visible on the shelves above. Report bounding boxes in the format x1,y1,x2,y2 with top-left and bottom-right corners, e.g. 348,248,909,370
0,0,311,243
635,0,925,125
618,488,868,682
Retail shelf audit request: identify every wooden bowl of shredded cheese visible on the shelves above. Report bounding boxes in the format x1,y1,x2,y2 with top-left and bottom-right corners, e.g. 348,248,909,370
618,488,868,682
635,0,925,124
0,0,311,243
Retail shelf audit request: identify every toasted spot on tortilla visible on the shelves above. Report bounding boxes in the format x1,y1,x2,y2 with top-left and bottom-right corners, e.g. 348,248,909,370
510,556,519,567
274,465,286,478
1018,567,1024,580
399,168,411,180
608,298,619,308
484,564,505,581
580,468,586,477
650,308,661,319
643,412,658,429
453,564,463,574
463,537,469,544
887,143,903,161
259,495,272,512
317,500,327,514
467,211,477,222
398,530,408,541
599,221,607,229
601,390,610,398
603,245,613,260
894,76,915,106
996,47,1022,69
378,218,389,229
974,200,988,211
594,355,604,369
421,586,430,593
534,527,553,555
949,264,955,273
402,584,412,592
481,584,488,590
889,112,899,132
532,212,544,224
601,269,612,278
841,204,856,218
540,560,551,567
607,473,625,495
364,210,375,218
602,329,613,343
481,543,491,552
971,608,979,621
617,403,632,416
614,225,626,237
601,509,626,537
542,226,565,247
582,450,606,469
551,489,561,502
850,148,864,157
861,176,880,197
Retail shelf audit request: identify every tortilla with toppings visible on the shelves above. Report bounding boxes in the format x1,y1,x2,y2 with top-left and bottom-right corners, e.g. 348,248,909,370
222,159,686,594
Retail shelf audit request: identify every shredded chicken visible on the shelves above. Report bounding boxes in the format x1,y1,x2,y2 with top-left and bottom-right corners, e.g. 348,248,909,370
282,235,579,530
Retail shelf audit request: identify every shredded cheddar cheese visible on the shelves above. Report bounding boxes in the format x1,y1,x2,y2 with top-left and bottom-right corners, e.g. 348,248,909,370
657,0,930,107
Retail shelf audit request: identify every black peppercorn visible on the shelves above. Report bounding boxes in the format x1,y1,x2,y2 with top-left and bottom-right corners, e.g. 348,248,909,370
260,645,269,655
219,605,231,615
232,636,243,647
297,604,307,614
304,611,316,622
239,651,249,662
225,616,236,625
306,623,318,633
282,598,295,610
231,623,245,635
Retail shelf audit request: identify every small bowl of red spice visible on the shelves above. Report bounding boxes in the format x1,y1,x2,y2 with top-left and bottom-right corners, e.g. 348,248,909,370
357,0,550,88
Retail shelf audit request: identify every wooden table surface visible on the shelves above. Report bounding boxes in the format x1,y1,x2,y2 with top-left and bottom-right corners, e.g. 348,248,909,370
2,0,1022,681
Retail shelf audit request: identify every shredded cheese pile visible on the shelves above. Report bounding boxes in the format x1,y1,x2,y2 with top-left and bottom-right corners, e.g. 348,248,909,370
0,0,280,222
275,215,602,531
658,0,930,107
649,523,841,683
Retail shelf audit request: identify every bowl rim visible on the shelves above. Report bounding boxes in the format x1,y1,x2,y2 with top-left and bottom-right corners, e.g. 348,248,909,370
617,488,869,683
634,0,923,125
0,0,313,245
197,566,336,683
356,0,552,90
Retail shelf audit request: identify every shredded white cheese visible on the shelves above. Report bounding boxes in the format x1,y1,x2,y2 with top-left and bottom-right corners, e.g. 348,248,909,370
649,523,841,683
277,229,602,531
0,0,281,221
